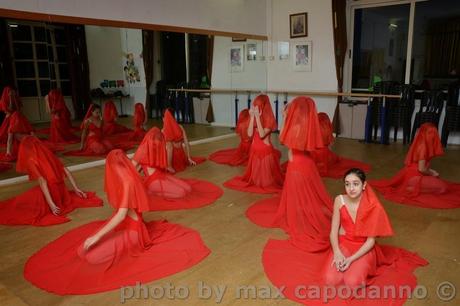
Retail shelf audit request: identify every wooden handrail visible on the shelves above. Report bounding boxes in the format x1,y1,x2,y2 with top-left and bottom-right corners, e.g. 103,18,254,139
167,88,401,99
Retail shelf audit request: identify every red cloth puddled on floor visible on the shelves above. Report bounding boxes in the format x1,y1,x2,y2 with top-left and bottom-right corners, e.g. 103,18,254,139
262,184,427,305
64,104,134,157
209,109,252,166
102,100,132,135
46,89,79,143
24,149,210,294
224,95,283,193
162,109,205,172
370,123,460,208
246,97,332,251
0,136,102,226
310,112,371,178
130,102,147,141
132,127,222,211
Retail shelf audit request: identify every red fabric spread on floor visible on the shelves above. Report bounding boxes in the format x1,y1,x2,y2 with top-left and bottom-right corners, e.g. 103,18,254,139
370,123,460,208
0,137,102,226
47,89,79,143
209,109,252,166
103,101,132,135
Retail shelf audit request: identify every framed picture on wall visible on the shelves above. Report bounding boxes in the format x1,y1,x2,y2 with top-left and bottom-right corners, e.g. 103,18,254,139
292,41,312,71
247,43,257,61
278,41,290,60
230,45,244,72
290,12,308,38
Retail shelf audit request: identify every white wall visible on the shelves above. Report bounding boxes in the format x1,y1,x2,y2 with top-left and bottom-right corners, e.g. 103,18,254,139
0,0,267,36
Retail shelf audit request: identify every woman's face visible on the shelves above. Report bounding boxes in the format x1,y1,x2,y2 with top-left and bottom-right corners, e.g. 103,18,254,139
92,108,101,117
344,173,366,199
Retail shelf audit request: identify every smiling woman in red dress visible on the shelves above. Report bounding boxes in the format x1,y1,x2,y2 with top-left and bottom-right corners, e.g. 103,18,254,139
224,94,283,194
0,136,102,226
24,149,210,294
131,127,223,211
370,122,460,208
209,109,252,166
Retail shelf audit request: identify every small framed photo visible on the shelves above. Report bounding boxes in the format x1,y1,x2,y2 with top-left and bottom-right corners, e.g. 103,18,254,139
232,37,247,42
247,43,257,61
278,41,290,60
230,45,244,72
290,12,308,38
292,41,312,71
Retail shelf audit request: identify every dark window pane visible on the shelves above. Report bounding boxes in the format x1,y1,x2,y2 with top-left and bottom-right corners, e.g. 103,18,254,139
60,81,71,96
51,81,57,90
56,47,67,61
13,43,33,59
38,62,51,78
49,63,56,79
35,43,48,59
48,46,55,60
15,61,36,78
34,27,46,42
10,24,31,41
46,29,52,44
17,80,38,97
58,64,69,79
54,28,66,45
40,80,51,96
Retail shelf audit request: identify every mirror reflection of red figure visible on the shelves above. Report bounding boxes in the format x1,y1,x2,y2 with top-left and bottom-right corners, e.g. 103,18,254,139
209,109,252,166
130,103,147,141
102,100,132,136
24,149,210,294
131,127,222,211
370,123,460,208
0,136,102,226
224,94,284,194
45,89,80,144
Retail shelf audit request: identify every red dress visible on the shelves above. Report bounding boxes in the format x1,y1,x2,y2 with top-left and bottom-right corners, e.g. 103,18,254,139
47,89,79,143
310,113,371,178
209,109,252,166
103,100,132,135
130,103,147,141
0,136,102,226
371,123,460,208
24,149,210,294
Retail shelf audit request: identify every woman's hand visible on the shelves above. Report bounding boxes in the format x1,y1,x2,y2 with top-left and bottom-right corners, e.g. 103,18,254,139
49,203,61,215
74,188,87,198
339,257,354,272
332,250,345,271
253,106,261,118
83,235,100,251
188,158,197,166
430,169,440,177
249,106,255,117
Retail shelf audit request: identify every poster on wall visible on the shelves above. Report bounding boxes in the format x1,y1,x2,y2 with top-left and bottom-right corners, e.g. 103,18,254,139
292,41,312,71
247,43,257,61
278,41,290,60
122,52,144,87
230,45,244,72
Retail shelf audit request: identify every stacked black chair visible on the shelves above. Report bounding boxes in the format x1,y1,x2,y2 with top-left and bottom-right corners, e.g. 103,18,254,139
410,89,445,142
386,84,415,144
441,81,460,146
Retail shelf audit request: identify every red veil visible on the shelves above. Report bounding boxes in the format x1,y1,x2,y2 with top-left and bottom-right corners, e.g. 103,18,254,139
133,103,146,128
354,186,394,237
132,127,168,169
252,94,277,131
48,89,68,115
104,149,150,212
235,109,251,140
0,86,22,112
162,109,183,142
405,123,443,165
80,104,97,129
317,112,334,146
103,101,118,123
280,96,324,151
16,136,65,182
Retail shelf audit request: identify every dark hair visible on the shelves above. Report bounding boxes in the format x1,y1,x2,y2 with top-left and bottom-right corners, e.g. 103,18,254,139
343,168,366,183
91,103,101,111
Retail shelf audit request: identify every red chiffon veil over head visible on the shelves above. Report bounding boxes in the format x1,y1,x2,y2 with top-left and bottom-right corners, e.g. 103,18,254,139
252,94,277,131
280,96,324,151
80,104,98,129
162,109,183,142
235,109,251,140
318,112,334,146
16,136,64,182
404,123,443,165
47,89,66,112
132,127,168,169
133,103,146,127
104,149,150,212
103,101,118,123
0,86,22,112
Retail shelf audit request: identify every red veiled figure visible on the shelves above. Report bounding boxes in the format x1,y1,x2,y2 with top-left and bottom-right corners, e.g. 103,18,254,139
209,109,252,166
132,127,223,211
64,104,133,157
102,100,132,136
162,108,205,173
261,169,427,306
24,149,210,294
310,112,371,178
0,86,34,161
130,102,147,141
224,94,283,193
370,123,460,208
246,96,333,251
46,89,79,143
0,136,102,226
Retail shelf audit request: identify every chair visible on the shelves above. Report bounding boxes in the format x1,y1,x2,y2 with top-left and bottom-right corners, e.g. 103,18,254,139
441,81,460,146
386,84,415,144
410,89,445,142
